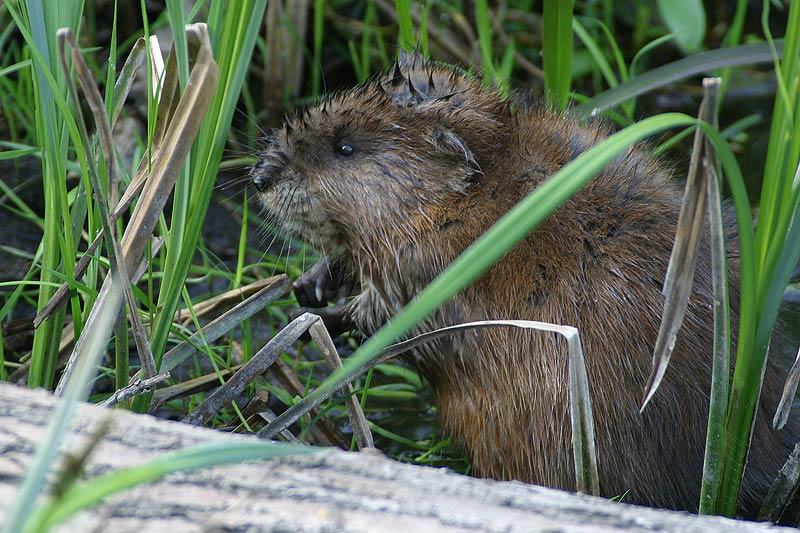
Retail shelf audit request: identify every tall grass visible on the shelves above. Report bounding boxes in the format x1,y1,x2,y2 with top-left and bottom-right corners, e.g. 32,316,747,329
6,1,83,390
3,6,116,529
131,0,267,412
2,0,272,529
708,0,800,516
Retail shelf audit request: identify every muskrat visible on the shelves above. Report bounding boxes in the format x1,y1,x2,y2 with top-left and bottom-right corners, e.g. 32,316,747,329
251,54,797,513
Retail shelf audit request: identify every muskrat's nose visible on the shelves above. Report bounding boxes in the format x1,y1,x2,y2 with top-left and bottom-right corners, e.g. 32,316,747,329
252,173,269,192
251,160,274,192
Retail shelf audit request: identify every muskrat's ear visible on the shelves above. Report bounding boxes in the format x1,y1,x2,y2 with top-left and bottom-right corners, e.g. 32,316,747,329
430,128,481,179
397,49,425,70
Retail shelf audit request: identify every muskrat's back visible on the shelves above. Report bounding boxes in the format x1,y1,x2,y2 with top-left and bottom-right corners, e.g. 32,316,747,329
252,54,797,512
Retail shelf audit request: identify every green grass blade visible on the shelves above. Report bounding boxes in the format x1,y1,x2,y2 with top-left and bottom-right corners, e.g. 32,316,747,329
543,0,574,111
312,0,324,95
498,41,516,95
418,0,429,57
0,147,39,159
0,58,32,77
359,0,377,76
717,0,748,97
655,0,705,53
630,33,677,77
395,0,414,53
575,41,784,118
590,17,627,82
102,0,117,121
475,0,496,86
754,2,799,267
25,441,319,532
572,17,618,89
165,0,189,89
3,273,125,533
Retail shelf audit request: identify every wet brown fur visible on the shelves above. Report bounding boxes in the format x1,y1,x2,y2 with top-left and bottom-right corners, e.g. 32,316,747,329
252,55,797,513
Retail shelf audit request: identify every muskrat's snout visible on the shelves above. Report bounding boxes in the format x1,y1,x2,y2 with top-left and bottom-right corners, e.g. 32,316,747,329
251,149,289,192
251,165,272,192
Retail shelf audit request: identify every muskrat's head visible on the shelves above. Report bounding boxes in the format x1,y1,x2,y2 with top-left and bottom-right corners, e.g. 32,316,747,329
252,54,510,260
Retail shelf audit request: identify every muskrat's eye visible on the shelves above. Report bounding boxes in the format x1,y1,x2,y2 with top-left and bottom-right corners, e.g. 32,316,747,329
336,143,355,157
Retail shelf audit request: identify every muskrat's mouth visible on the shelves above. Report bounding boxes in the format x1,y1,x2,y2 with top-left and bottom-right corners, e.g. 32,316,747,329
256,190,350,259
300,224,350,259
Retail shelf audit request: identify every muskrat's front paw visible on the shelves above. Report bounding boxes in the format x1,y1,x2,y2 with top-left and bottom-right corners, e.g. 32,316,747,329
291,258,357,338
292,258,342,307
